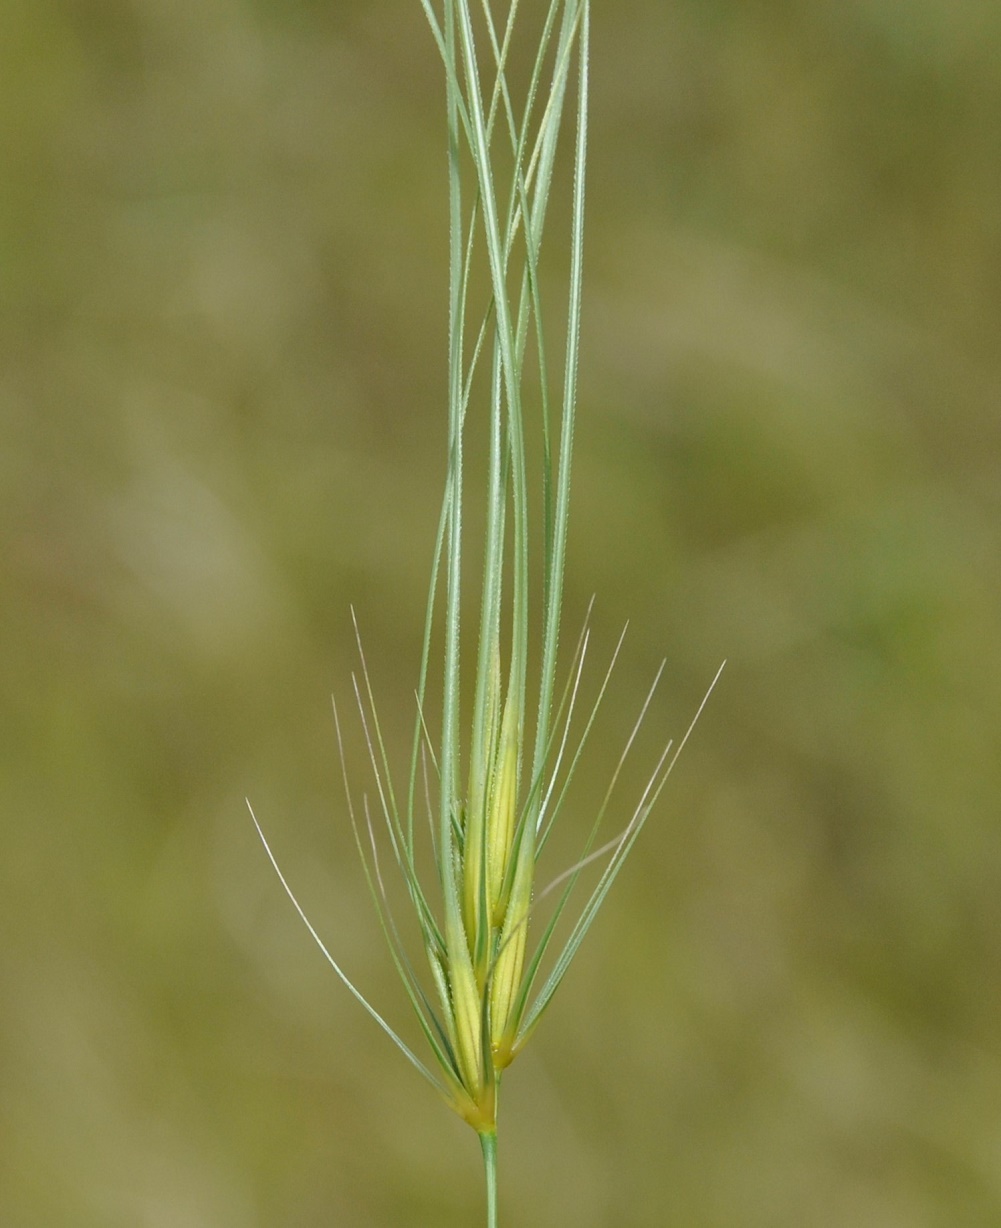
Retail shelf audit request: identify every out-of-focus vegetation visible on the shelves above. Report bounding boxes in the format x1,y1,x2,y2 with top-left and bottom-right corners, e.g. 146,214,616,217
2,1,1000,1224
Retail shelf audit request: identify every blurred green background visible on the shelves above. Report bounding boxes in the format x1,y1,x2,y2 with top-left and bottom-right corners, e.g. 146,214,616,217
3,1,1001,1224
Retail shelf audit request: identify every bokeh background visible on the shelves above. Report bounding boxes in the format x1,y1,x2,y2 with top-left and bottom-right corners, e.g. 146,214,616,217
3,1,1001,1224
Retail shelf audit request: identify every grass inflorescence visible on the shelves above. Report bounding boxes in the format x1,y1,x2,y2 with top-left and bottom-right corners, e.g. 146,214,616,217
251,2,722,1222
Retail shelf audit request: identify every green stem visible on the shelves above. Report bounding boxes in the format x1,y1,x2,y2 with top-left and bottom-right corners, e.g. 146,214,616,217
480,1129,498,1228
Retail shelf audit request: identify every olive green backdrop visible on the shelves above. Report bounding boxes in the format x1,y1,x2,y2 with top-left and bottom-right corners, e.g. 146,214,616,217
3,1,1000,1224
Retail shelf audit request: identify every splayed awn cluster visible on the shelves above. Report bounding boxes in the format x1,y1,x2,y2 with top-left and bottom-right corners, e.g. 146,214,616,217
251,1,721,1222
